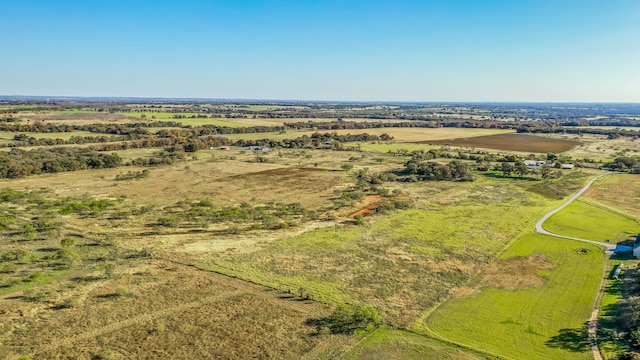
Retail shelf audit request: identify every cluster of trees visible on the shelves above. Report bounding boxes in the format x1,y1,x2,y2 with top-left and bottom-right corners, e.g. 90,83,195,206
156,200,319,230
605,157,640,173
0,148,122,178
404,160,475,181
115,169,151,181
519,126,640,139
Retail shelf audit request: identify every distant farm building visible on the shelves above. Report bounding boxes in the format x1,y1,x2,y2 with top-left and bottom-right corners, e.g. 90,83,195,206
524,160,546,170
561,163,574,170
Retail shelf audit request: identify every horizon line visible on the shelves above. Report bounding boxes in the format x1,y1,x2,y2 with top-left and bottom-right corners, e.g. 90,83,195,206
1,95,639,105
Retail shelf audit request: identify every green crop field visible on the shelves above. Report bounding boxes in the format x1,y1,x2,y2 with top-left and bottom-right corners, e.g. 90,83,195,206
544,199,640,242
422,233,605,360
342,327,489,360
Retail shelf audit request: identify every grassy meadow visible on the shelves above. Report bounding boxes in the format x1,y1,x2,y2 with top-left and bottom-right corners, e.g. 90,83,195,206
422,233,605,360
197,176,564,326
342,327,489,360
544,199,640,242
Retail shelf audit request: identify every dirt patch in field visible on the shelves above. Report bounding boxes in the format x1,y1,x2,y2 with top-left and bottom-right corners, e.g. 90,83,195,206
345,195,384,219
478,253,555,291
224,166,335,179
421,133,581,153
0,259,353,359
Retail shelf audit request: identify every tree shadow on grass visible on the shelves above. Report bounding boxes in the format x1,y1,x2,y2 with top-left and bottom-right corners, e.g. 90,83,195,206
545,325,591,352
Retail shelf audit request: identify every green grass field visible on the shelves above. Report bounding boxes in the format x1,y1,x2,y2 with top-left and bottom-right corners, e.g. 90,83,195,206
198,177,558,326
341,327,489,360
544,199,640,242
422,233,605,360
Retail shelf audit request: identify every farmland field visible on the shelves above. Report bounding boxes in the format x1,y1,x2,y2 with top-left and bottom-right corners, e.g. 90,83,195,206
342,327,488,360
425,133,581,153
422,233,605,360
298,127,514,142
2,100,640,359
544,199,640,242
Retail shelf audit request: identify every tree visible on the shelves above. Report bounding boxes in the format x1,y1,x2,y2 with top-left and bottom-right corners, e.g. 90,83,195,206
540,164,552,179
514,161,529,177
500,162,514,176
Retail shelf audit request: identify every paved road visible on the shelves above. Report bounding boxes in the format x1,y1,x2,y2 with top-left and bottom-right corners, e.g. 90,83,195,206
534,172,615,252
534,172,612,360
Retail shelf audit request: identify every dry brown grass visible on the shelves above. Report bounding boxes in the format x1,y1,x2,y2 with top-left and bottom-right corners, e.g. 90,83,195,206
0,260,355,360
0,149,353,209
478,254,555,291
583,174,640,218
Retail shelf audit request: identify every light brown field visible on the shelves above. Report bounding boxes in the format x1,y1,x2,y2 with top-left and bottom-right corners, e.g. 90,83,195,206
0,259,355,360
296,127,515,142
0,148,355,208
583,174,640,218
425,133,581,153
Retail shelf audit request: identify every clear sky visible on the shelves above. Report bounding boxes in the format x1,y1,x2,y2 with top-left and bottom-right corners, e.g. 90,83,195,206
1,0,638,102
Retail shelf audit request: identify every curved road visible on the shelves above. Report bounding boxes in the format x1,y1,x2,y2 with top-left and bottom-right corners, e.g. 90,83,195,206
534,172,613,360
535,172,615,252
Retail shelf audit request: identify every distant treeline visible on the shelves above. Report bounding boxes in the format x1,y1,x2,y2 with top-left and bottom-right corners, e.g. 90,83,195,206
0,148,122,178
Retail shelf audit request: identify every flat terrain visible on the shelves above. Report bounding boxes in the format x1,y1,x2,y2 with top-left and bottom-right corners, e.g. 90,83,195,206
196,177,565,326
426,133,581,153
300,128,514,142
3,101,640,359
423,233,605,360
583,174,640,218
342,327,488,360
0,259,355,360
544,199,640,243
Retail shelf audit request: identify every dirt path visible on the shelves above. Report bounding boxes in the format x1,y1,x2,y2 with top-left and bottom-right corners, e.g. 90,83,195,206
588,309,603,360
534,172,611,360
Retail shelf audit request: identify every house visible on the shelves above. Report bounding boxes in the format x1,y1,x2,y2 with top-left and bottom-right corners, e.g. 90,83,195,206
634,234,640,258
524,160,546,170
248,145,270,152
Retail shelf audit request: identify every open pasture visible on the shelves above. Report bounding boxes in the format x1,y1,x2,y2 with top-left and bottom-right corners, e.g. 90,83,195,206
583,174,640,218
425,133,581,153
423,233,604,360
197,177,559,326
0,130,103,141
544,199,640,242
0,259,354,360
19,111,139,125
298,127,513,142
0,148,354,208
342,327,488,360
560,134,640,160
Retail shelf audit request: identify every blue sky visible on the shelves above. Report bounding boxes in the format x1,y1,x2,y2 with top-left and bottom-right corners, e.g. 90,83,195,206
1,0,638,102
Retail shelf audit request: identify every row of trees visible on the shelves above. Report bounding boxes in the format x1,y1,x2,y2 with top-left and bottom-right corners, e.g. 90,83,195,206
0,148,122,178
